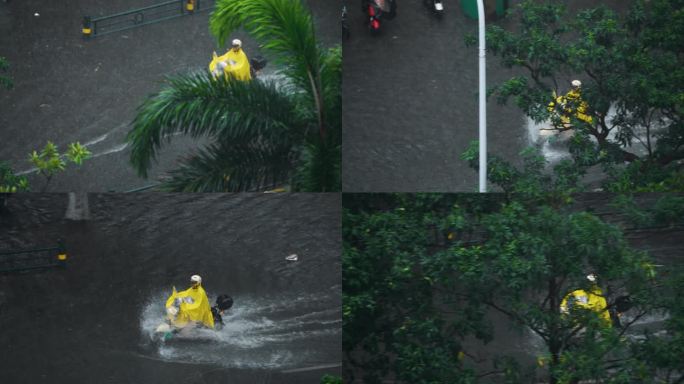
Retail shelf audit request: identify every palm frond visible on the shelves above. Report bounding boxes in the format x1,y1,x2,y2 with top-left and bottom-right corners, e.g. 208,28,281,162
162,141,296,192
126,73,302,177
320,46,342,138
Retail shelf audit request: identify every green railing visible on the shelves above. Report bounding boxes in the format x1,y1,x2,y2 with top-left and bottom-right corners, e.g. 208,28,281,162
83,0,215,38
0,239,68,273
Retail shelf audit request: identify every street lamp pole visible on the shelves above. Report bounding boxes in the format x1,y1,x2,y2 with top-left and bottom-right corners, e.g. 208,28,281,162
477,0,487,192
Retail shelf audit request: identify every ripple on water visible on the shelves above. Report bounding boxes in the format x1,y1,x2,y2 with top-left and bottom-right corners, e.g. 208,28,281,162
139,291,341,369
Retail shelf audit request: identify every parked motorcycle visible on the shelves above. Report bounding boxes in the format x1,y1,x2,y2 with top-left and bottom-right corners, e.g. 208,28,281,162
361,0,396,34
424,0,444,16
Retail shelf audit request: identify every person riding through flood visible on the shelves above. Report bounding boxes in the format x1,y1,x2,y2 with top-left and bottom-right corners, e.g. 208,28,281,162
547,79,593,128
156,275,235,338
560,273,611,327
163,274,214,331
209,38,252,81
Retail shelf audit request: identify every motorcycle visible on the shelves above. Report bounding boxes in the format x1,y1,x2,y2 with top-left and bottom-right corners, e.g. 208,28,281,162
249,56,268,78
424,0,444,16
362,0,396,34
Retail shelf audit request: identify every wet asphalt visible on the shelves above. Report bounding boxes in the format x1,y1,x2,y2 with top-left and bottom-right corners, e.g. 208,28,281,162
0,193,341,383
342,0,525,192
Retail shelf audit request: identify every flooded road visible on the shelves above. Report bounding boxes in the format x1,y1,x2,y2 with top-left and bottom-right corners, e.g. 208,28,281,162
0,193,341,383
341,0,633,192
342,1,525,192
0,0,340,192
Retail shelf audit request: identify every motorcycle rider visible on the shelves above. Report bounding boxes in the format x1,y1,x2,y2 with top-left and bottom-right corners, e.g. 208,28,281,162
165,274,214,330
548,79,593,126
361,0,397,19
560,273,611,326
210,38,252,81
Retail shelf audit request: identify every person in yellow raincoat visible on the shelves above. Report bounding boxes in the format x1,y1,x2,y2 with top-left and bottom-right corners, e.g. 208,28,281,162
209,38,251,81
164,274,214,329
547,80,593,127
560,274,611,326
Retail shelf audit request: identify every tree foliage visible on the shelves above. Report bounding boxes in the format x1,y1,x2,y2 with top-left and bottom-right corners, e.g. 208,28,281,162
481,0,684,190
29,141,91,192
0,162,28,193
344,193,684,383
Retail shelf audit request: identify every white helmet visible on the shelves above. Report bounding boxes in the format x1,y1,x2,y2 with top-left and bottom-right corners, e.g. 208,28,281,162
231,39,242,48
571,80,582,88
190,274,202,284
586,273,597,282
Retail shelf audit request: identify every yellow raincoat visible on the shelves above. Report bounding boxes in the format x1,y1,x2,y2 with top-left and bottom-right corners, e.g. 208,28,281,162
209,49,251,81
560,286,611,326
547,88,593,125
165,285,214,329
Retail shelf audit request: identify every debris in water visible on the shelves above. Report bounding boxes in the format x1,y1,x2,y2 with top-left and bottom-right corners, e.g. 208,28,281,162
285,254,298,261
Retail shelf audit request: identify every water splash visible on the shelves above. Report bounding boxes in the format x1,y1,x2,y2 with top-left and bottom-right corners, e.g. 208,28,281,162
139,290,340,369
526,116,575,164
525,106,663,165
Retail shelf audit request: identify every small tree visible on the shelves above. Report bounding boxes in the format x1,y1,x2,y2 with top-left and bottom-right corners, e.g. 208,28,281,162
480,0,684,190
427,202,659,384
29,141,91,192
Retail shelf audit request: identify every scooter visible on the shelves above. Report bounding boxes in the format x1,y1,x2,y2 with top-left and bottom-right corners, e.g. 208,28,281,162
210,52,267,80
608,295,633,329
362,0,396,34
154,294,234,341
424,0,444,15
249,56,267,78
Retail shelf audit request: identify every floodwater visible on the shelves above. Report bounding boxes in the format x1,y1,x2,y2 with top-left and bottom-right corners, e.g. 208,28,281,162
527,105,668,166
0,0,340,192
0,194,341,383
342,0,633,192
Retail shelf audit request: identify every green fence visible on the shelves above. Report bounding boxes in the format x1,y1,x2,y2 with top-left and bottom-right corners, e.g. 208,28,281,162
83,0,215,38
0,240,68,273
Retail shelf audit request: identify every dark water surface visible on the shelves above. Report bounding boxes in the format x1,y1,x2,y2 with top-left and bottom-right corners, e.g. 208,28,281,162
0,194,341,383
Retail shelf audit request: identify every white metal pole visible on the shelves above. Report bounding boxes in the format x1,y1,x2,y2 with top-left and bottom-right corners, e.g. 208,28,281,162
476,0,487,192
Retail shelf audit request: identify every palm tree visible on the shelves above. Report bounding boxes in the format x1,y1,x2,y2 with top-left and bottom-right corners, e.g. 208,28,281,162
126,0,341,191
